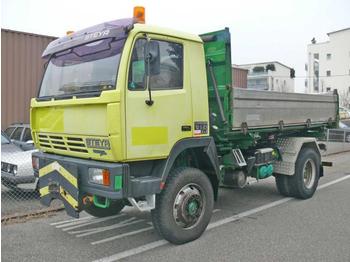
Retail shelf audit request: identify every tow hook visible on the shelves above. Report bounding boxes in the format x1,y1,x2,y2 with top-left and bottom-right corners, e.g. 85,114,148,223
82,195,93,205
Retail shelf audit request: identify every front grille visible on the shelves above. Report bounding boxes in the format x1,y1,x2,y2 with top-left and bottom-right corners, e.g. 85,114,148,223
37,133,88,153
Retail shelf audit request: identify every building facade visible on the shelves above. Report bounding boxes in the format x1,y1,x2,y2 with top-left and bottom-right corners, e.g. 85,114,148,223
1,29,57,128
236,61,295,92
306,28,350,107
232,66,248,88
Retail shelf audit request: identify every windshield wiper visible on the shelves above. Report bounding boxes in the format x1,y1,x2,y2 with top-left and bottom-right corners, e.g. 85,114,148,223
36,90,102,101
59,81,114,92
37,81,115,101
53,90,102,100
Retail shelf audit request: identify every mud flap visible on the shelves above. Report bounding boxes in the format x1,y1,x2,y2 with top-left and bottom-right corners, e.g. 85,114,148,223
38,160,80,218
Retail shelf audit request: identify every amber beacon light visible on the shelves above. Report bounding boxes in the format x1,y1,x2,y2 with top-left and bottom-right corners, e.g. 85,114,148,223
133,6,145,23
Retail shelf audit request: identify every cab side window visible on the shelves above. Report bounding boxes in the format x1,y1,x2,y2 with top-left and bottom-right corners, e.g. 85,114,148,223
128,38,147,90
150,40,183,90
128,38,183,91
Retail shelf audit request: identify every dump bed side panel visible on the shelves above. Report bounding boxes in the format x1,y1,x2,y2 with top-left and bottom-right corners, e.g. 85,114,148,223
231,88,338,130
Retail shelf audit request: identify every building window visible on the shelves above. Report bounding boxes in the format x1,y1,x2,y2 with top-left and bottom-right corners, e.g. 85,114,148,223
326,53,331,60
305,64,308,71
313,53,319,60
247,78,268,90
305,79,307,87
313,60,319,92
326,70,331,77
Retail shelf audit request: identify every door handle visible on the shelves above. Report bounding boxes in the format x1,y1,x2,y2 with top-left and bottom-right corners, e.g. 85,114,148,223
181,125,191,132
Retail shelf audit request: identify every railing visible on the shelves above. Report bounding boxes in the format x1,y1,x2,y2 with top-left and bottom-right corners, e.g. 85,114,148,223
326,128,350,143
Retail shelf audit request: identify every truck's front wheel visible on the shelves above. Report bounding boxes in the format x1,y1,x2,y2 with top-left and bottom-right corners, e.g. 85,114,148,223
151,167,214,244
83,200,125,217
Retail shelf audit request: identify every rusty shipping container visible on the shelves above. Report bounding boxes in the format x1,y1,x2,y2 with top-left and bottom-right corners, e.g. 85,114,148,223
232,66,248,88
1,29,57,128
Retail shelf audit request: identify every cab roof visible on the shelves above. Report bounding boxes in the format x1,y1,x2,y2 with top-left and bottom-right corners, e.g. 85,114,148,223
131,23,203,43
42,18,203,58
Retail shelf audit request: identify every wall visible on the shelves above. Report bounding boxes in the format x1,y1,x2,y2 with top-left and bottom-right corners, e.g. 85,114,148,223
1,29,57,128
236,62,295,92
232,67,248,88
269,63,295,92
306,28,350,107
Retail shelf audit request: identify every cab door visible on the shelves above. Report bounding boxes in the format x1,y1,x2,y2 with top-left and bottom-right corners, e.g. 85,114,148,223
125,35,192,160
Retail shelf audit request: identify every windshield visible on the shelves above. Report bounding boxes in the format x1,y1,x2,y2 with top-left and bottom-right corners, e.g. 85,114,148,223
1,133,10,144
39,37,126,98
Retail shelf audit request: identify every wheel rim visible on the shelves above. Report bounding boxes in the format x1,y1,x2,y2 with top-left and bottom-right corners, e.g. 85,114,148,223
303,159,316,189
173,183,205,229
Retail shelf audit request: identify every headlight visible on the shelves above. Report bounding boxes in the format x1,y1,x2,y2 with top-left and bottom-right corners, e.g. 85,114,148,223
12,165,18,175
6,164,11,173
32,156,39,170
88,168,110,186
1,162,18,175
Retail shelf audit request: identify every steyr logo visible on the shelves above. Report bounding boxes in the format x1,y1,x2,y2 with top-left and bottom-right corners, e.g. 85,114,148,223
86,138,111,150
84,30,110,41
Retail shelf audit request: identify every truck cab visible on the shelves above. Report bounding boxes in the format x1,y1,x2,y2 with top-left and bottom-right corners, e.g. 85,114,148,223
31,19,209,162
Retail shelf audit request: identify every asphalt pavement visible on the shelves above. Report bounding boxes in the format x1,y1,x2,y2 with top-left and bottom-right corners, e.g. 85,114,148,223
2,152,350,262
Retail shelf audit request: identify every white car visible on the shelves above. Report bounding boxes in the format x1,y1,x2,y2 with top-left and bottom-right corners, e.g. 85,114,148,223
339,121,349,128
1,132,38,190
339,107,350,120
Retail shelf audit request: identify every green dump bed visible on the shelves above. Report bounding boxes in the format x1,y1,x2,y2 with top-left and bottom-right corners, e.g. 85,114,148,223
200,29,338,135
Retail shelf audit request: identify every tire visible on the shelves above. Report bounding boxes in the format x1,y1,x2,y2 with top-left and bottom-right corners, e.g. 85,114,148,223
275,175,292,197
289,147,320,199
84,200,125,218
151,167,214,245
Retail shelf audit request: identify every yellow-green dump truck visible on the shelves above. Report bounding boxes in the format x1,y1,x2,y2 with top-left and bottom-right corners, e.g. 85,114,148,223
31,11,338,244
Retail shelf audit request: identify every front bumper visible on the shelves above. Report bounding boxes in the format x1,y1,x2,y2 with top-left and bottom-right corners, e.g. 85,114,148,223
33,152,161,218
1,171,36,185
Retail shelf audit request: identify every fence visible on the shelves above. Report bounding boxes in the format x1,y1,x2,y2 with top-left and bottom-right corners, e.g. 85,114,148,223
1,151,62,219
326,128,350,143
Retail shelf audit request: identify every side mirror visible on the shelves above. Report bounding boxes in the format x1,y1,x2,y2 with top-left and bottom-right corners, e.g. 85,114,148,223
144,40,160,76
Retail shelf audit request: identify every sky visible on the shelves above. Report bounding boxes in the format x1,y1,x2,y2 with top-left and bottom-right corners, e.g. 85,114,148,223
1,0,350,92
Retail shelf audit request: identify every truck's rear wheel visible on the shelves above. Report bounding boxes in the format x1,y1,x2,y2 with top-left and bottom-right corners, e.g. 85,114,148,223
84,200,125,217
290,148,320,199
151,167,214,244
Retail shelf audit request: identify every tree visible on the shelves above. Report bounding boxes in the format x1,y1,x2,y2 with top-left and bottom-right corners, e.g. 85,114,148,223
265,64,275,72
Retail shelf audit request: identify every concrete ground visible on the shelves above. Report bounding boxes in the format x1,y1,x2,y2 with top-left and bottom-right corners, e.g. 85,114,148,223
2,151,350,262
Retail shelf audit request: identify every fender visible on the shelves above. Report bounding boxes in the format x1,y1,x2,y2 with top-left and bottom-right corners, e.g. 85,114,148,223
274,137,322,176
160,137,220,183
